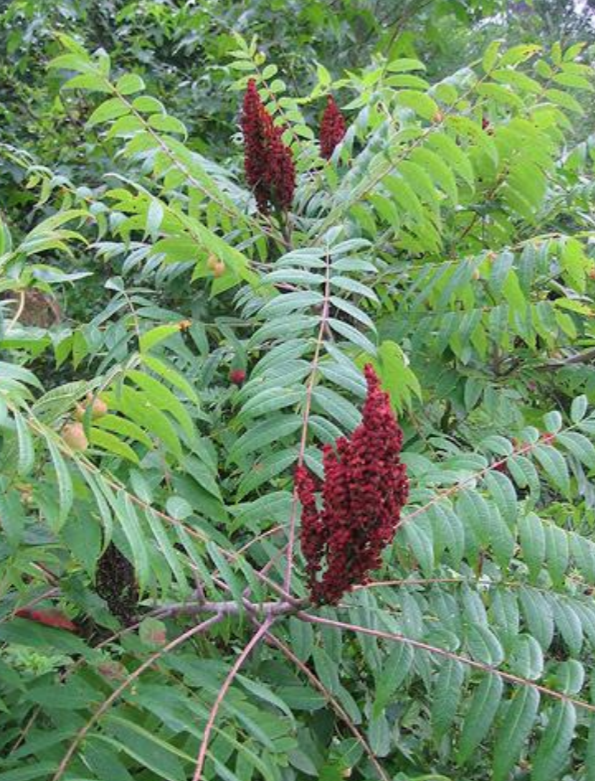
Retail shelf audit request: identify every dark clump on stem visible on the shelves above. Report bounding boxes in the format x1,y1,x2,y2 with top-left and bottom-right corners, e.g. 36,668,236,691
96,542,139,626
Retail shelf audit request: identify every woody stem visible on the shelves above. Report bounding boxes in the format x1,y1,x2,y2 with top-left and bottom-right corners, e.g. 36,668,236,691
282,252,332,594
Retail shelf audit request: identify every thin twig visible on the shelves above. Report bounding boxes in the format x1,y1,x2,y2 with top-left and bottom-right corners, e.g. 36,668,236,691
231,523,284,560
192,618,273,781
283,253,332,593
0,588,60,625
536,346,595,370
353,577,465,591
8,706,42,756
398,439,542,529
122,289,142,347
153,598,302,619
264,628,391,781
51,615,223,781
5,290,25,332
299,613,595,714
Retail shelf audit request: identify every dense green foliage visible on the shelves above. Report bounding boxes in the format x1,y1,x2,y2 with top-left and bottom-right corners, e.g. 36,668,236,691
2,2,595,780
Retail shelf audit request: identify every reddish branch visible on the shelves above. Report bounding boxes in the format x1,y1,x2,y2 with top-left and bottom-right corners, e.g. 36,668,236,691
155,598,303,619
52,614,223,781
299,612,595,714
192,618,274,781
283,254,332,593
263,628,391,781
48,571,595,781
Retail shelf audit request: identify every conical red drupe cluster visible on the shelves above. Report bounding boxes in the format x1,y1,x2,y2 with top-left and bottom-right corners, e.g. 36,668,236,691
319,95,347,160
296,365,409,605
241,79,295,213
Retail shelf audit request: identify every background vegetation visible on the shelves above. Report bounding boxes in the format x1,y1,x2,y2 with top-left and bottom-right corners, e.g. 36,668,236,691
2,1,595,780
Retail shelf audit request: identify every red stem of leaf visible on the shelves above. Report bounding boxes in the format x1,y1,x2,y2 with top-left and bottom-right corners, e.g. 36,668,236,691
299,612,595,714
283,254,332,594
192,618,274,781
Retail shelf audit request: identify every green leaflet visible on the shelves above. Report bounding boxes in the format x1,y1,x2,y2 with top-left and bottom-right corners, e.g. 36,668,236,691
431,658,465,739
530,702,576,781
327,317,378,355
145,508,189,591
141,354,200,405
0,488,25,547
206,541,244,606
239,387,304,420
484,470,518,526
228,415,303,464
400,518,435,576
89,427,140,463
109,385,183,459
519,587,555,651
457,675,503,765
312,386,361,430
519,512,546,581
556,431,595,469
236,448,298,499
546,524,570,587
125,369,195,434
508,634,544,680
492,687,540,781
13,410,34,476
557,595,592,658
466,624,504,666
532,444,571,496
101,718,187,781
43,435,73,531
313,646,341,695
94,413,154,449
373,642,414,717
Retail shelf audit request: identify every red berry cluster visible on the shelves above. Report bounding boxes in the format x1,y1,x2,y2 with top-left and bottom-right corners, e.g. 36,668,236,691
241,79,296,213
296,365,409,605
320,95,347,160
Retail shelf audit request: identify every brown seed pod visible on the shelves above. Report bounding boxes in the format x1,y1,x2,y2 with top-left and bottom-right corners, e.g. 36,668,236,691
62,422,88,452
212,260,226,278
75,394,108,421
